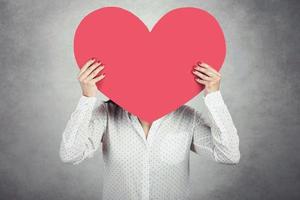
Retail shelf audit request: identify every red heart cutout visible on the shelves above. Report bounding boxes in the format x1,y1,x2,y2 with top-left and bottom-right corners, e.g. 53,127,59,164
74,6,226,123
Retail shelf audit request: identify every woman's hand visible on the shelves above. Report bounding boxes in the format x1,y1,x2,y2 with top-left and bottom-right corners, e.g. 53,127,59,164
192,61,221,96
78,58,105,97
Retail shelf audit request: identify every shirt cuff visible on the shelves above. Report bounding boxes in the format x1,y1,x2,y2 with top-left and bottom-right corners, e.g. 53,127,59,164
75,95,97,110
202,90,225,108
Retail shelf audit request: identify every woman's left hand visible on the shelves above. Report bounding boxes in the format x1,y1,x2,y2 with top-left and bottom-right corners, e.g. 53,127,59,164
192,61,222,96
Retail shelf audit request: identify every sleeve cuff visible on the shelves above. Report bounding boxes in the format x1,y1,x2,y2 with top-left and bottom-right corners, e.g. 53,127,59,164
76,95,97,110
202,90,225,108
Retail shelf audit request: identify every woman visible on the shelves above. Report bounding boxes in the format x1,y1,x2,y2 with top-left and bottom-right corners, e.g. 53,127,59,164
59,58,240,200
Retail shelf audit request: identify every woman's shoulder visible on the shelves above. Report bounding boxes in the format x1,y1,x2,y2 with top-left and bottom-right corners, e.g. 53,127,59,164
176,104,195,115
169,104,195,122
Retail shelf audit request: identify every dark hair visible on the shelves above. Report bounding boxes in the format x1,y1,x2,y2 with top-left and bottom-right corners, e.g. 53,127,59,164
104,99,118,105
104,99,124,116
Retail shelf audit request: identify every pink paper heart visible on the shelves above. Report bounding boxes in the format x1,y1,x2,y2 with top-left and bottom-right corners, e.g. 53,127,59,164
74,6,226,123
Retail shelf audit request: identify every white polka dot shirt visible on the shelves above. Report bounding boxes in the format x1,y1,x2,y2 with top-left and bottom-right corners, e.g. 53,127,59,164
59,90,240,200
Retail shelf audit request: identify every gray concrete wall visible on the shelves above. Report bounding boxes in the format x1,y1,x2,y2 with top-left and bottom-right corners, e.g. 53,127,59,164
0,0,299,199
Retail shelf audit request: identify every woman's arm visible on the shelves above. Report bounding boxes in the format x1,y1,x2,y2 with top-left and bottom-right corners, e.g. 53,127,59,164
190,90,241,164
59,57,106,165
59,95,107,165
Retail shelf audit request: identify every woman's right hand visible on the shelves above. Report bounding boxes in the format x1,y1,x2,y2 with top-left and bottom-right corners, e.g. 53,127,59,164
78,58,105,97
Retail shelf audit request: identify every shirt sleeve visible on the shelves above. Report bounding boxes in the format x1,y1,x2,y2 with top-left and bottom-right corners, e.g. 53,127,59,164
190,90,241,164
59,95,108,165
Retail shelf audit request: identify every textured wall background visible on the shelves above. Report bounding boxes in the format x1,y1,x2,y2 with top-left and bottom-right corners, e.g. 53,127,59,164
0,0,299,199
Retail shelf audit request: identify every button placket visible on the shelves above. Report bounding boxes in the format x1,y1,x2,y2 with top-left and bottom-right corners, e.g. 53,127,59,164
142,146,150,200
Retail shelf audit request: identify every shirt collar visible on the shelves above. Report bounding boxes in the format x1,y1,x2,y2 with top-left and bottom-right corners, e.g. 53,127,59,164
124,107,180,145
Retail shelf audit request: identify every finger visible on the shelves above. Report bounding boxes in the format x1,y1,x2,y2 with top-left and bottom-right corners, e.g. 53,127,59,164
91,73,105,84
86,65,105,81
79,58,97,76
197,62,221,76
192,70,213,81
80,61,103,80
195,78,207,85
194,65,217,78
